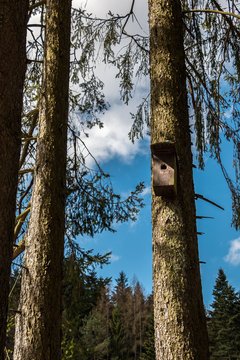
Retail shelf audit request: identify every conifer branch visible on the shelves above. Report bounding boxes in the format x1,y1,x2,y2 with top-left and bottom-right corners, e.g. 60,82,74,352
18,168,34,175
185,57,212,98
8,309,22,314
15,204,31,223
19,108,38,169
121,0,135,35
183,8,240,20
4,347,10,360
29,0,45,12
12,238,25,260
196,216,214,219
122,31,149,53
211,0,240,37
18,179,33,215
195,193,224,210
14,205,31,242
8,270,22,298
21,136,37,141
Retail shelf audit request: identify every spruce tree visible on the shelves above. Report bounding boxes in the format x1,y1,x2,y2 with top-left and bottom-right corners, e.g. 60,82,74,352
81,311,110,360
132,281,146,359
111,272,134,357
140,316,156,360
208,269,240,360
110,305,126,360
61,253,110,359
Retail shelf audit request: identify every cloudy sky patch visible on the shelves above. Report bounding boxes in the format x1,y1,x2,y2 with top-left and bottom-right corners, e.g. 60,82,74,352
224,238,240,266
110,254,120,262
80,99,148,166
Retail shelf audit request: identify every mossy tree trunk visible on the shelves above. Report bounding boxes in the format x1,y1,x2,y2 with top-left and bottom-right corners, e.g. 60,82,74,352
0,1,28,358
13,0,71,359
148,0,209,358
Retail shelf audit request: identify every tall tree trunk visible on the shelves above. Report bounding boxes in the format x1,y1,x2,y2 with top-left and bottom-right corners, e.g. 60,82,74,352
148,0,209,359
13,0,71,359
0,1,28,358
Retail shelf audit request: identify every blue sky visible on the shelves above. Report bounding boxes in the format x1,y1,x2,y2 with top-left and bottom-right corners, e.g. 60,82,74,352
78,138,239,309
74,0,240,309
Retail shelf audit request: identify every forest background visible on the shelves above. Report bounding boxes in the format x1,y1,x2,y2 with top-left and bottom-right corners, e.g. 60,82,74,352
2,0,240,358
67,0,240,308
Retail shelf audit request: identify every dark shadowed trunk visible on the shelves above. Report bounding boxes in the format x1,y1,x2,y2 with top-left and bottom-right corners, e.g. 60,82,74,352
0,1,28,358
148,0,209,358
13,0,71,359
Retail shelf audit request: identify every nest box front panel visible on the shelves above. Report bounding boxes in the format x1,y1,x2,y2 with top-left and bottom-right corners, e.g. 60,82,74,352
151,143,177,197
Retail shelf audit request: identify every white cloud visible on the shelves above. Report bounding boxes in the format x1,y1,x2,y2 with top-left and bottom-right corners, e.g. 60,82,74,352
78,100,148,166
224,238,240,266
110,254,120,262
70,0,150,167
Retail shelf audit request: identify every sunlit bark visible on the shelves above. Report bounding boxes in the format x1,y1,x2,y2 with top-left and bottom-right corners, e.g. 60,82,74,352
149,0,209,358
13,1,71,359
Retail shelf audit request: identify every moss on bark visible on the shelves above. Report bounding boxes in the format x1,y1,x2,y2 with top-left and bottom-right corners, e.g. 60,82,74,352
13,1,71,359
149,0,209,358
0,1,28,358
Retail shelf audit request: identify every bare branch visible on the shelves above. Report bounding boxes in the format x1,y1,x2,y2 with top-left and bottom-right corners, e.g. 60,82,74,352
12,238,25,260
183,8,240,20
195,193,224,210
19,108,38,169
121,0,135,35
15,204,31,223
29,0,45,12
18,168,34,175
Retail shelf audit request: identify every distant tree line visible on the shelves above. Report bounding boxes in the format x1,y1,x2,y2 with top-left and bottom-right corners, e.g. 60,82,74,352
6,253,155,360
6,256,240,360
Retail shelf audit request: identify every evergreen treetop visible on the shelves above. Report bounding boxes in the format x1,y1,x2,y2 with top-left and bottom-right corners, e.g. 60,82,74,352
208,269,240,359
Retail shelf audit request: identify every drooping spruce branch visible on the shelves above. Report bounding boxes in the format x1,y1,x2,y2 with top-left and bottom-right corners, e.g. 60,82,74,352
183,8,240,20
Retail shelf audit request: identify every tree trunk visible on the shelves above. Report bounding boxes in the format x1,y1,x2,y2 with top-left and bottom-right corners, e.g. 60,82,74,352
0,1,28,358
148,0,209,359
13,0,71,359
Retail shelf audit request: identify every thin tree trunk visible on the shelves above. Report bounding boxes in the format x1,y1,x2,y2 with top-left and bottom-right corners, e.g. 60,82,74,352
148,0,209,358
13,0,71,359
0,1,28,358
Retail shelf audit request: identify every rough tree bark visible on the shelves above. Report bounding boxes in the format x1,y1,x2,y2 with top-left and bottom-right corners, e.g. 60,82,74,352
0,1,28,358
148,0,209,359
13,0,71,359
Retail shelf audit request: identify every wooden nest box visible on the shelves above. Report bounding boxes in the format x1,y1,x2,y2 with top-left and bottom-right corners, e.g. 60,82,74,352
151,142,177,197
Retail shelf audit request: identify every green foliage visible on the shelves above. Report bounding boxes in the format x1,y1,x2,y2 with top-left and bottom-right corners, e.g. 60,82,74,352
183,0,240,228
110,305,126,360
8,261,153,360
81,311,110,360
61,251,110,360
62,251,110,331
140,316,155,360
16,2,148,252
65,162,145,239
62,268,154,360
68,0,240,229
208,269,240,359
129,95,150,143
